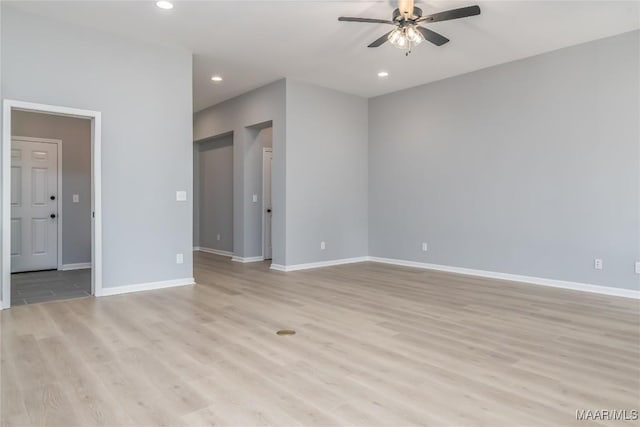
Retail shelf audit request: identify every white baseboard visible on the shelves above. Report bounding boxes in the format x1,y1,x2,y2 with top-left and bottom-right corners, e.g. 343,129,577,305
270,256,369,272
96,277,195,297
231,256,264,263
368,257,640,299
267,254,638,299
194,246,233,257
60,262,92,271
0,299,6,310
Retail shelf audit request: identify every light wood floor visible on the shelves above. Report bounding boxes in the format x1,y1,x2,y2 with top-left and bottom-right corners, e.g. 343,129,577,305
1,252,639,426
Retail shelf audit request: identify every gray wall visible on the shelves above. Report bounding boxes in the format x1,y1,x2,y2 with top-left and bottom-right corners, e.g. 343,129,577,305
369,31,640,290
11,111,91,265
194,79,368,266
2,6,193,289
196,134,234,252
285,80,368,265
193,80,285,262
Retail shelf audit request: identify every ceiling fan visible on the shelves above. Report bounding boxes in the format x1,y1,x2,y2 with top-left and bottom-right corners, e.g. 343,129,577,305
338,0,480,54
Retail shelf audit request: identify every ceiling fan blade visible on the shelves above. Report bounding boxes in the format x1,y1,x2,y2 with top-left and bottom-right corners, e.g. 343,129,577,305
368,31,393,48
416,26,450,46
338,17,394,24
418,5,481,23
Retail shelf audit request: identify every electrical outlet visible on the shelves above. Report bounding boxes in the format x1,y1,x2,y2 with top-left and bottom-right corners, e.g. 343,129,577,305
72,194,79,203
635,261,640,275
594,258,603,270
176,191,187,201
421,242,428,252
217,234,221,241
320,241,326,250
176,253,184,264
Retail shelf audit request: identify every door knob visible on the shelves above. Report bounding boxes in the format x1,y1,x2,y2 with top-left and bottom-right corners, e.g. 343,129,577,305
50,213,56,219
267,209,272,213
50,195,56,200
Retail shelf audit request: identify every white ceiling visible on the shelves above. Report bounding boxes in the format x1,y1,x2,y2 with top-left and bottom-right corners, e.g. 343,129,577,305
6,1,640,112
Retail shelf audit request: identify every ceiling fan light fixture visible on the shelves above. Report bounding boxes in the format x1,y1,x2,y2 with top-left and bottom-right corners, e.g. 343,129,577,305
388,25,424,49
396,35,408,48
405,26,421,43
388,28,402,45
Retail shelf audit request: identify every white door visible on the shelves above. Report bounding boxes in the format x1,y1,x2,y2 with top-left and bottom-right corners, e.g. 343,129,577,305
263,149,273,260
11,139,59,272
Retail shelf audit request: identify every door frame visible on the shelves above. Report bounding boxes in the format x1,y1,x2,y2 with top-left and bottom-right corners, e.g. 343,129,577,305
11,136,63,271
262,147,272,260
2,99,102,309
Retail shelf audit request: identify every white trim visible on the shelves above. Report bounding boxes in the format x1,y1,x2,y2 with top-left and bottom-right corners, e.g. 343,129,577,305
368,257,640,299
2,100,102,309
96,277,195,297
267,254,638,299
270,257,369,272
60,262,92,271
231,256,264,263
194,246,233,257
11,136,63,270
2,102,8,309
91,110,102,299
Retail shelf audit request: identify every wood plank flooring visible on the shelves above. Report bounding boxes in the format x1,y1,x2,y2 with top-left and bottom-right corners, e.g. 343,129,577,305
1,251,639,426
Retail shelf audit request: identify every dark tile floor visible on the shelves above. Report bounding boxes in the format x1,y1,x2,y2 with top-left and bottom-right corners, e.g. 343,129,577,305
10,269,91,306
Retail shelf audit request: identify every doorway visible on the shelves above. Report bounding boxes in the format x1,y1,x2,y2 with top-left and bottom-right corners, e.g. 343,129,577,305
2,100,102,309
194,133,234,257
263,148,273,260
243,122,273,262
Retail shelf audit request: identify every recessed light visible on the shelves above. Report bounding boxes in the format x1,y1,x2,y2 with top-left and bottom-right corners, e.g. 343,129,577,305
211,76,223,82
377,71,389,78
156,1,173,10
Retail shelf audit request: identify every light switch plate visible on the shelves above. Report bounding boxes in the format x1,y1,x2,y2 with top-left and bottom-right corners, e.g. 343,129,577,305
635,262,640,275
594,258,603,270
176,253,184,264
176,191,187,201
252,194,258,203
72,194,79,203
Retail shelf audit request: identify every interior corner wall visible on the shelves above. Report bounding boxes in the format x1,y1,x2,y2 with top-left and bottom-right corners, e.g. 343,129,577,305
193,79,285,263
11,111,92,265
1,6,194,288
369,30,640,291
285,80,368,265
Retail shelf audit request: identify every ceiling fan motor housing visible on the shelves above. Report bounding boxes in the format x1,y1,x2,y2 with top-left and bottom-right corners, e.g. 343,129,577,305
393,7,422,21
